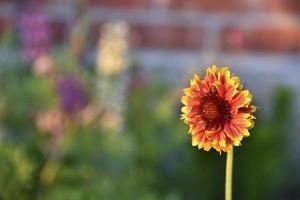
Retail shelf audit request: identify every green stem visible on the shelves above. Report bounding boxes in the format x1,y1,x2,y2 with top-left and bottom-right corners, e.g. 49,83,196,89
225,148,233,200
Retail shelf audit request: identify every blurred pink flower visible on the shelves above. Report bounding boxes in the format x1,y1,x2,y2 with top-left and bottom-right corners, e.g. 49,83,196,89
32,55,55,77
35,108,64,136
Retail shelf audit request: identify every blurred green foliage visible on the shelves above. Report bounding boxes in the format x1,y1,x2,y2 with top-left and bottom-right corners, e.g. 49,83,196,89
235,87,294,200
0,66,296,200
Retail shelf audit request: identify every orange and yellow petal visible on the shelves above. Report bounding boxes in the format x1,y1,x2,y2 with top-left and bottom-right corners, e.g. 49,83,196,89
181,65,256,153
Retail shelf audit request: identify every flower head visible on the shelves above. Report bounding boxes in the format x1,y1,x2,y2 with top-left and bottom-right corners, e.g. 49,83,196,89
96,22,129,76
32,54,54,77
35,108,64,136
181,65,256,153
57,75,88,116
19,3,50,60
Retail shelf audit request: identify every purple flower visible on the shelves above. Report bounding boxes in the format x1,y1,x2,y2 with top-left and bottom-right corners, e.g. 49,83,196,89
57,75,88,116
19,2,51,60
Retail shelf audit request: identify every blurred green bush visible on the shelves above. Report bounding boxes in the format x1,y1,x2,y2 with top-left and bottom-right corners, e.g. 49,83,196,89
0,65,295,200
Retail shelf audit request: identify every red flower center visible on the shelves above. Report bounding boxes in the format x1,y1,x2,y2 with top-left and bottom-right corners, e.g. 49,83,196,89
199,93,232,130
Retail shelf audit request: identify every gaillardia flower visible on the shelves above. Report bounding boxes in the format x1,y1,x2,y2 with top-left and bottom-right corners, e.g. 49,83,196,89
181,65,256,153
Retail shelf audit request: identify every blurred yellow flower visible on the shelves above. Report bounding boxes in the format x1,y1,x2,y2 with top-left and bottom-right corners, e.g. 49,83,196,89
96,22,129,76
76,103,101,125
181,65,256,153
100,111,123,133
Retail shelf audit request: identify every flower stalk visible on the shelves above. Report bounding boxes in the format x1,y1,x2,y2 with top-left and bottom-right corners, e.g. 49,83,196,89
225,148,233,200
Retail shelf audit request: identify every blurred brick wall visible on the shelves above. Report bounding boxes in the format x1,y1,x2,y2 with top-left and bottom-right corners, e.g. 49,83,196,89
0,0,300,53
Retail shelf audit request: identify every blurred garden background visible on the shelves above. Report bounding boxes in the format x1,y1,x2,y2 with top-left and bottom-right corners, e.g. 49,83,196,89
0,0,300,199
